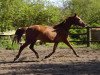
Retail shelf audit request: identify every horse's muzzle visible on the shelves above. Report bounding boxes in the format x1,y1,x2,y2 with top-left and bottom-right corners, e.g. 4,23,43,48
85,24,90,28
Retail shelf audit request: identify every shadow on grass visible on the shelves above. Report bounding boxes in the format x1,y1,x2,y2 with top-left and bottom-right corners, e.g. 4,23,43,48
1,60,100,75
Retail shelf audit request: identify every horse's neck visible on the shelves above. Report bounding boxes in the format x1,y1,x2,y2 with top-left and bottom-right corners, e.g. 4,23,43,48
53,21,71,32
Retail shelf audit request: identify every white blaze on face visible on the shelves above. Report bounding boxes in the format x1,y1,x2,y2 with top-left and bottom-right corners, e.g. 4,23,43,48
77,16,85,27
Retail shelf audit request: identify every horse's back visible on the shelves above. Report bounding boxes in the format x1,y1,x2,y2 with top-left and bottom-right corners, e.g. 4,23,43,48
26,25,57,42
38,26,57,42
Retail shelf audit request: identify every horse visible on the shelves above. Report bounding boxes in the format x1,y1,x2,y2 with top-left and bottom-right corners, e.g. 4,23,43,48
13,14,87,62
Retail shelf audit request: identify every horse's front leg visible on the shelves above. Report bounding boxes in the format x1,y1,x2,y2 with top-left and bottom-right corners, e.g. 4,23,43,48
44,42,58,59
63,39,79,57
13,42,29,62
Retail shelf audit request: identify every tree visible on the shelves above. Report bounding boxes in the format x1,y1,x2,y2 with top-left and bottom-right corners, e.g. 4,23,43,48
62,0,100,26
0,0,29,31
0,0,63,31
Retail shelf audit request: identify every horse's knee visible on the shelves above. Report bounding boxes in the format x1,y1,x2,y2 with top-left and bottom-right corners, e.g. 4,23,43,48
20,42,29,49
16,54,20,58
29,42,36,49
29,45,33,50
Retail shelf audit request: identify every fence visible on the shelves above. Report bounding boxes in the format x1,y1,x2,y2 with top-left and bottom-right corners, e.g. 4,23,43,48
69,27,100,47
0,27,100,47
0,30,15,41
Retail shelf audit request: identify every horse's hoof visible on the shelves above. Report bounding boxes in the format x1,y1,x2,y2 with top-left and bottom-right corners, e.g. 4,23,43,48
36,56,39,59
13,58,17,62
44,56,49,59
41,59,44,61
76,55,79,57
13,60,15,62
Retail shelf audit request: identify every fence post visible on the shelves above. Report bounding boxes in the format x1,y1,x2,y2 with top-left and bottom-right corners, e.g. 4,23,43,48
87,27,91,47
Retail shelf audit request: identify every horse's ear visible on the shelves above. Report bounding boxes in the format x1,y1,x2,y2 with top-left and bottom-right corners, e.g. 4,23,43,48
73,13,77,17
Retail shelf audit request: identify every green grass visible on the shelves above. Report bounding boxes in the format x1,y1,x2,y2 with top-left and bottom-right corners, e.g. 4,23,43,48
90,43,100,50
58,43,68,49
0,36,100,50
0,37,19,50
39,42,74,49
40,42,100,50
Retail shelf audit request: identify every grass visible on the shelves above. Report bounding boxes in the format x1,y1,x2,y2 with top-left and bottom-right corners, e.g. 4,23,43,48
0,37,19,50
41,42,100,50
90,43,100,50
38,42,75,49
0,36,100,50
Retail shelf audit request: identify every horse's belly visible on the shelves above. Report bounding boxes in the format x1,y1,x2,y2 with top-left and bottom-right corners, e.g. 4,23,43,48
37,31,57,42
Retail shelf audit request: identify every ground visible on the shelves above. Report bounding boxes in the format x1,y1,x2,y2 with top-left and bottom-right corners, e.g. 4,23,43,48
0,45,100,75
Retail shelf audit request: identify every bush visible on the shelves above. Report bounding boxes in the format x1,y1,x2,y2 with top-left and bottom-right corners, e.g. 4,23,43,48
0,36,19,50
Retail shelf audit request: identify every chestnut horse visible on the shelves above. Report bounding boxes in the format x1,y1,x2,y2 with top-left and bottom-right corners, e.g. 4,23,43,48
13,14,86,62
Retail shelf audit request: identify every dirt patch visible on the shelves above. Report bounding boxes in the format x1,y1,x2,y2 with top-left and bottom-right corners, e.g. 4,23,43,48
0,46,100,75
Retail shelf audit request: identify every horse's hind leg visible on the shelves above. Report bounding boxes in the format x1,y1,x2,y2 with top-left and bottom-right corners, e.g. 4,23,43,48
63,39,79,57
13,42,30,62
44,42,58,59
29,41,39,58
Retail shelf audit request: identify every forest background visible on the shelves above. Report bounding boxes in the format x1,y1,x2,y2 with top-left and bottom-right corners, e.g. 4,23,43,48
0,0,100,49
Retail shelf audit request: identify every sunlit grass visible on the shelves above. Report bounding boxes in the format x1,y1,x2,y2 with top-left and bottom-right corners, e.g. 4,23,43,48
90,43,100,50
0,36,100,50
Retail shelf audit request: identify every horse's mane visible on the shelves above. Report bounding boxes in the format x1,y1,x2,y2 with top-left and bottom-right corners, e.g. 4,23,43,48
53,20,66,29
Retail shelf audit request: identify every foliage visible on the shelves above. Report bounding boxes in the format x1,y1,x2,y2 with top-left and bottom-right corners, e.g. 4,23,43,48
0,0,100,30
62,0,100,43
65,0,100,26
0,37,19,50
0,0,63,31
0,0,100,49
69,28,87,43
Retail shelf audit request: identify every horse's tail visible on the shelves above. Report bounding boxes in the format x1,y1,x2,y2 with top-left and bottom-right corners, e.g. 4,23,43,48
12,27,28,45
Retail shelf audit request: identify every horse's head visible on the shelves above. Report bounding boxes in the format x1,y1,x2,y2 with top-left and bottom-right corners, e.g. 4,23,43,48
67,14,86,27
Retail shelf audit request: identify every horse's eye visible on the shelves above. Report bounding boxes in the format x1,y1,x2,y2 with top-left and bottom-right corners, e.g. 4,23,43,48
77,18,80,21
77,19,80,22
